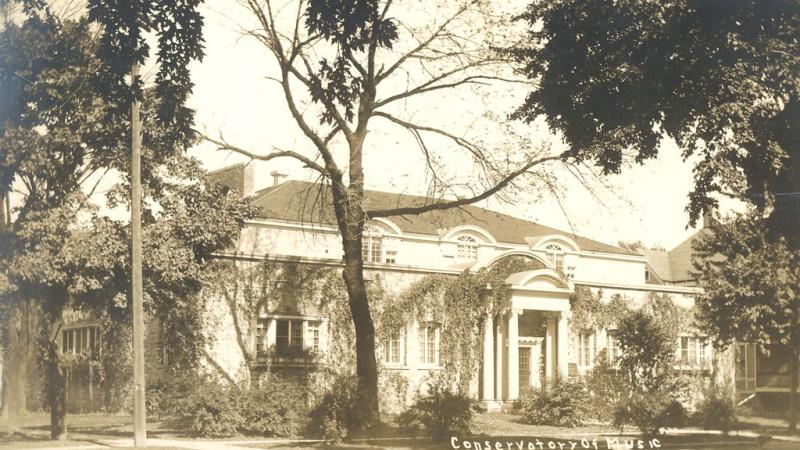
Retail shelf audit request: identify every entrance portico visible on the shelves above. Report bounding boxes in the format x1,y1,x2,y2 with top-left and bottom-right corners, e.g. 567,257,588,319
480,269,572,407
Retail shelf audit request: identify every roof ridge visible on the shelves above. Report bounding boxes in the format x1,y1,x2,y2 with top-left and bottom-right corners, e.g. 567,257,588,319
207,162,246,176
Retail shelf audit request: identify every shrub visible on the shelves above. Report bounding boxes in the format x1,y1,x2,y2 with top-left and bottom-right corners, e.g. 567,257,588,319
398,377,476,440
307,376,361,442
585,351,629,421
613,392,687,437
157,375,307,438
693,385,738,435
239,376,308,437
515,377,589,428
170,379,243,437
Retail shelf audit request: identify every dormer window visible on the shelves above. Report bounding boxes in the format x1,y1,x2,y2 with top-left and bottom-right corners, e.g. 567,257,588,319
361,226,383,263
456,235,478,262
545,243,564,273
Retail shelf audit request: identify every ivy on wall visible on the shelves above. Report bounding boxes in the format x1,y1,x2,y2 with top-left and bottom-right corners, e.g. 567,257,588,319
569,286,698,339
205,255,548,394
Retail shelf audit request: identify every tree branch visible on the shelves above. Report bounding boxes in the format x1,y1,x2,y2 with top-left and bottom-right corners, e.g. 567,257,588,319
366,150,566,218
201,347,238,387
201,133,329,175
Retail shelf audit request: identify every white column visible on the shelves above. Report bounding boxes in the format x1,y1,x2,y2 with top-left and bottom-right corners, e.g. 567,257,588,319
558,312,569,377
495,313,504,400
267,318,277,348
507,309,520,400
531,338,543,388
482,309,495,400
545,316,556,381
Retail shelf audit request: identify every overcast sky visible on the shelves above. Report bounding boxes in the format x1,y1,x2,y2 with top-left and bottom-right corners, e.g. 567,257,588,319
182,1,720,251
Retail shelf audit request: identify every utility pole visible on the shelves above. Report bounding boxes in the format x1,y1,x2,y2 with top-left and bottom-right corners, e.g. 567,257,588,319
130,61,147,447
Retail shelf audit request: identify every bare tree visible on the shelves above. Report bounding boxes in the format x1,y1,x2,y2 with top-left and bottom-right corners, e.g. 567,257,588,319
205,0,572,426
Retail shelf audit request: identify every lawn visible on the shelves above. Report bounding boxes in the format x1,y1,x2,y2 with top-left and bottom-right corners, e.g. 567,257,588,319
1,412,798,450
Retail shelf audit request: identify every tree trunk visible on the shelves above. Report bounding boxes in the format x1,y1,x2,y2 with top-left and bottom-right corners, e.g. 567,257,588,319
789,347,798,431
341,231,379,429
1,303,29,417
46,340,67,440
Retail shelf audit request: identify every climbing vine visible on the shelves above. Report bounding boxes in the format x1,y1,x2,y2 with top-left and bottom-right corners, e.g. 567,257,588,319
569,286,698,338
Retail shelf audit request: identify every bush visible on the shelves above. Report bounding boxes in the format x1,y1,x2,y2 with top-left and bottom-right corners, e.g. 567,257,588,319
398,377,476,440
585,352,629,421
693,386,738,435
170,380,244,437
155,375,307,438
239,376,308,437
307,376,361,443
613,392,687,437
515,377,589,427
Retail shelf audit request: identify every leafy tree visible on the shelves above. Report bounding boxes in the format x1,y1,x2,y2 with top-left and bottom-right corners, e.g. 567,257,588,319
512,0,799,431
208,0,577,427
0,3,250,439
693,212,800,429
613,309,687,436
0,8,125,421
615,310,677,393
511,0,799,235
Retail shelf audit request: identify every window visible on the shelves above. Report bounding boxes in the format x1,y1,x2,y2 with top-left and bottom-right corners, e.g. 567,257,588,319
456,235,478,262
361,226,383,263
678,336,707,366
260,317,326,358
384,331,403,365
606,330,619,365
307,320,321,352
385,250,397,264
61,326,99,357
578,333,593,367
419,323,440,365
545,243,565,273
276,319,303,354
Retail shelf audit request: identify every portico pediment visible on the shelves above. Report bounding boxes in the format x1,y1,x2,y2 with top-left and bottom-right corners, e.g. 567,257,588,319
502,269,572,313
504,269,573,293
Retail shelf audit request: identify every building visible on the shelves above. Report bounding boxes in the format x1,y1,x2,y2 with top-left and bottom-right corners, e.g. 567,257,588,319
197,164,717,410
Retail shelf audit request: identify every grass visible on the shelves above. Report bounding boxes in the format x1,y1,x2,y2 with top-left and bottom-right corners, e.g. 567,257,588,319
1,412,798,450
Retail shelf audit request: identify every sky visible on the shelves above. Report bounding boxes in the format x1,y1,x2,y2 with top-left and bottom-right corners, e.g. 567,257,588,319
181,1,714,251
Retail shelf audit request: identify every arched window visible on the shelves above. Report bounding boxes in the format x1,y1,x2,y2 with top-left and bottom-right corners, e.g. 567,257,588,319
456,235,479,262
361,225,383,263
545,243,564,273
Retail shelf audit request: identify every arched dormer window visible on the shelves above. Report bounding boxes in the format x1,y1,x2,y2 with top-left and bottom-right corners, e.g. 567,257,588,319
456,235,479,262
545,243,565,273
361,225,383,263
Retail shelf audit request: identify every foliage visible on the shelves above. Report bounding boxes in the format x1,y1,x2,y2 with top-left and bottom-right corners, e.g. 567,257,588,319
511,0,800,232
693,211,799,428
168,378,243,437
0,3,251,434
692,385,738,436
86,0,204,146
611,308,688,436
615,309,678,393
378,256,545,393
153,375,307,438
613,393,687,437
398,376,477,440
238,376,308,437
515,376,589,428
307,375,361,443
585,351,629,422
693,212,799,351
569,288,632,333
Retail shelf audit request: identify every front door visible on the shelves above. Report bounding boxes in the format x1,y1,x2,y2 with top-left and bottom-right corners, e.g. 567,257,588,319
519,347,531,388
